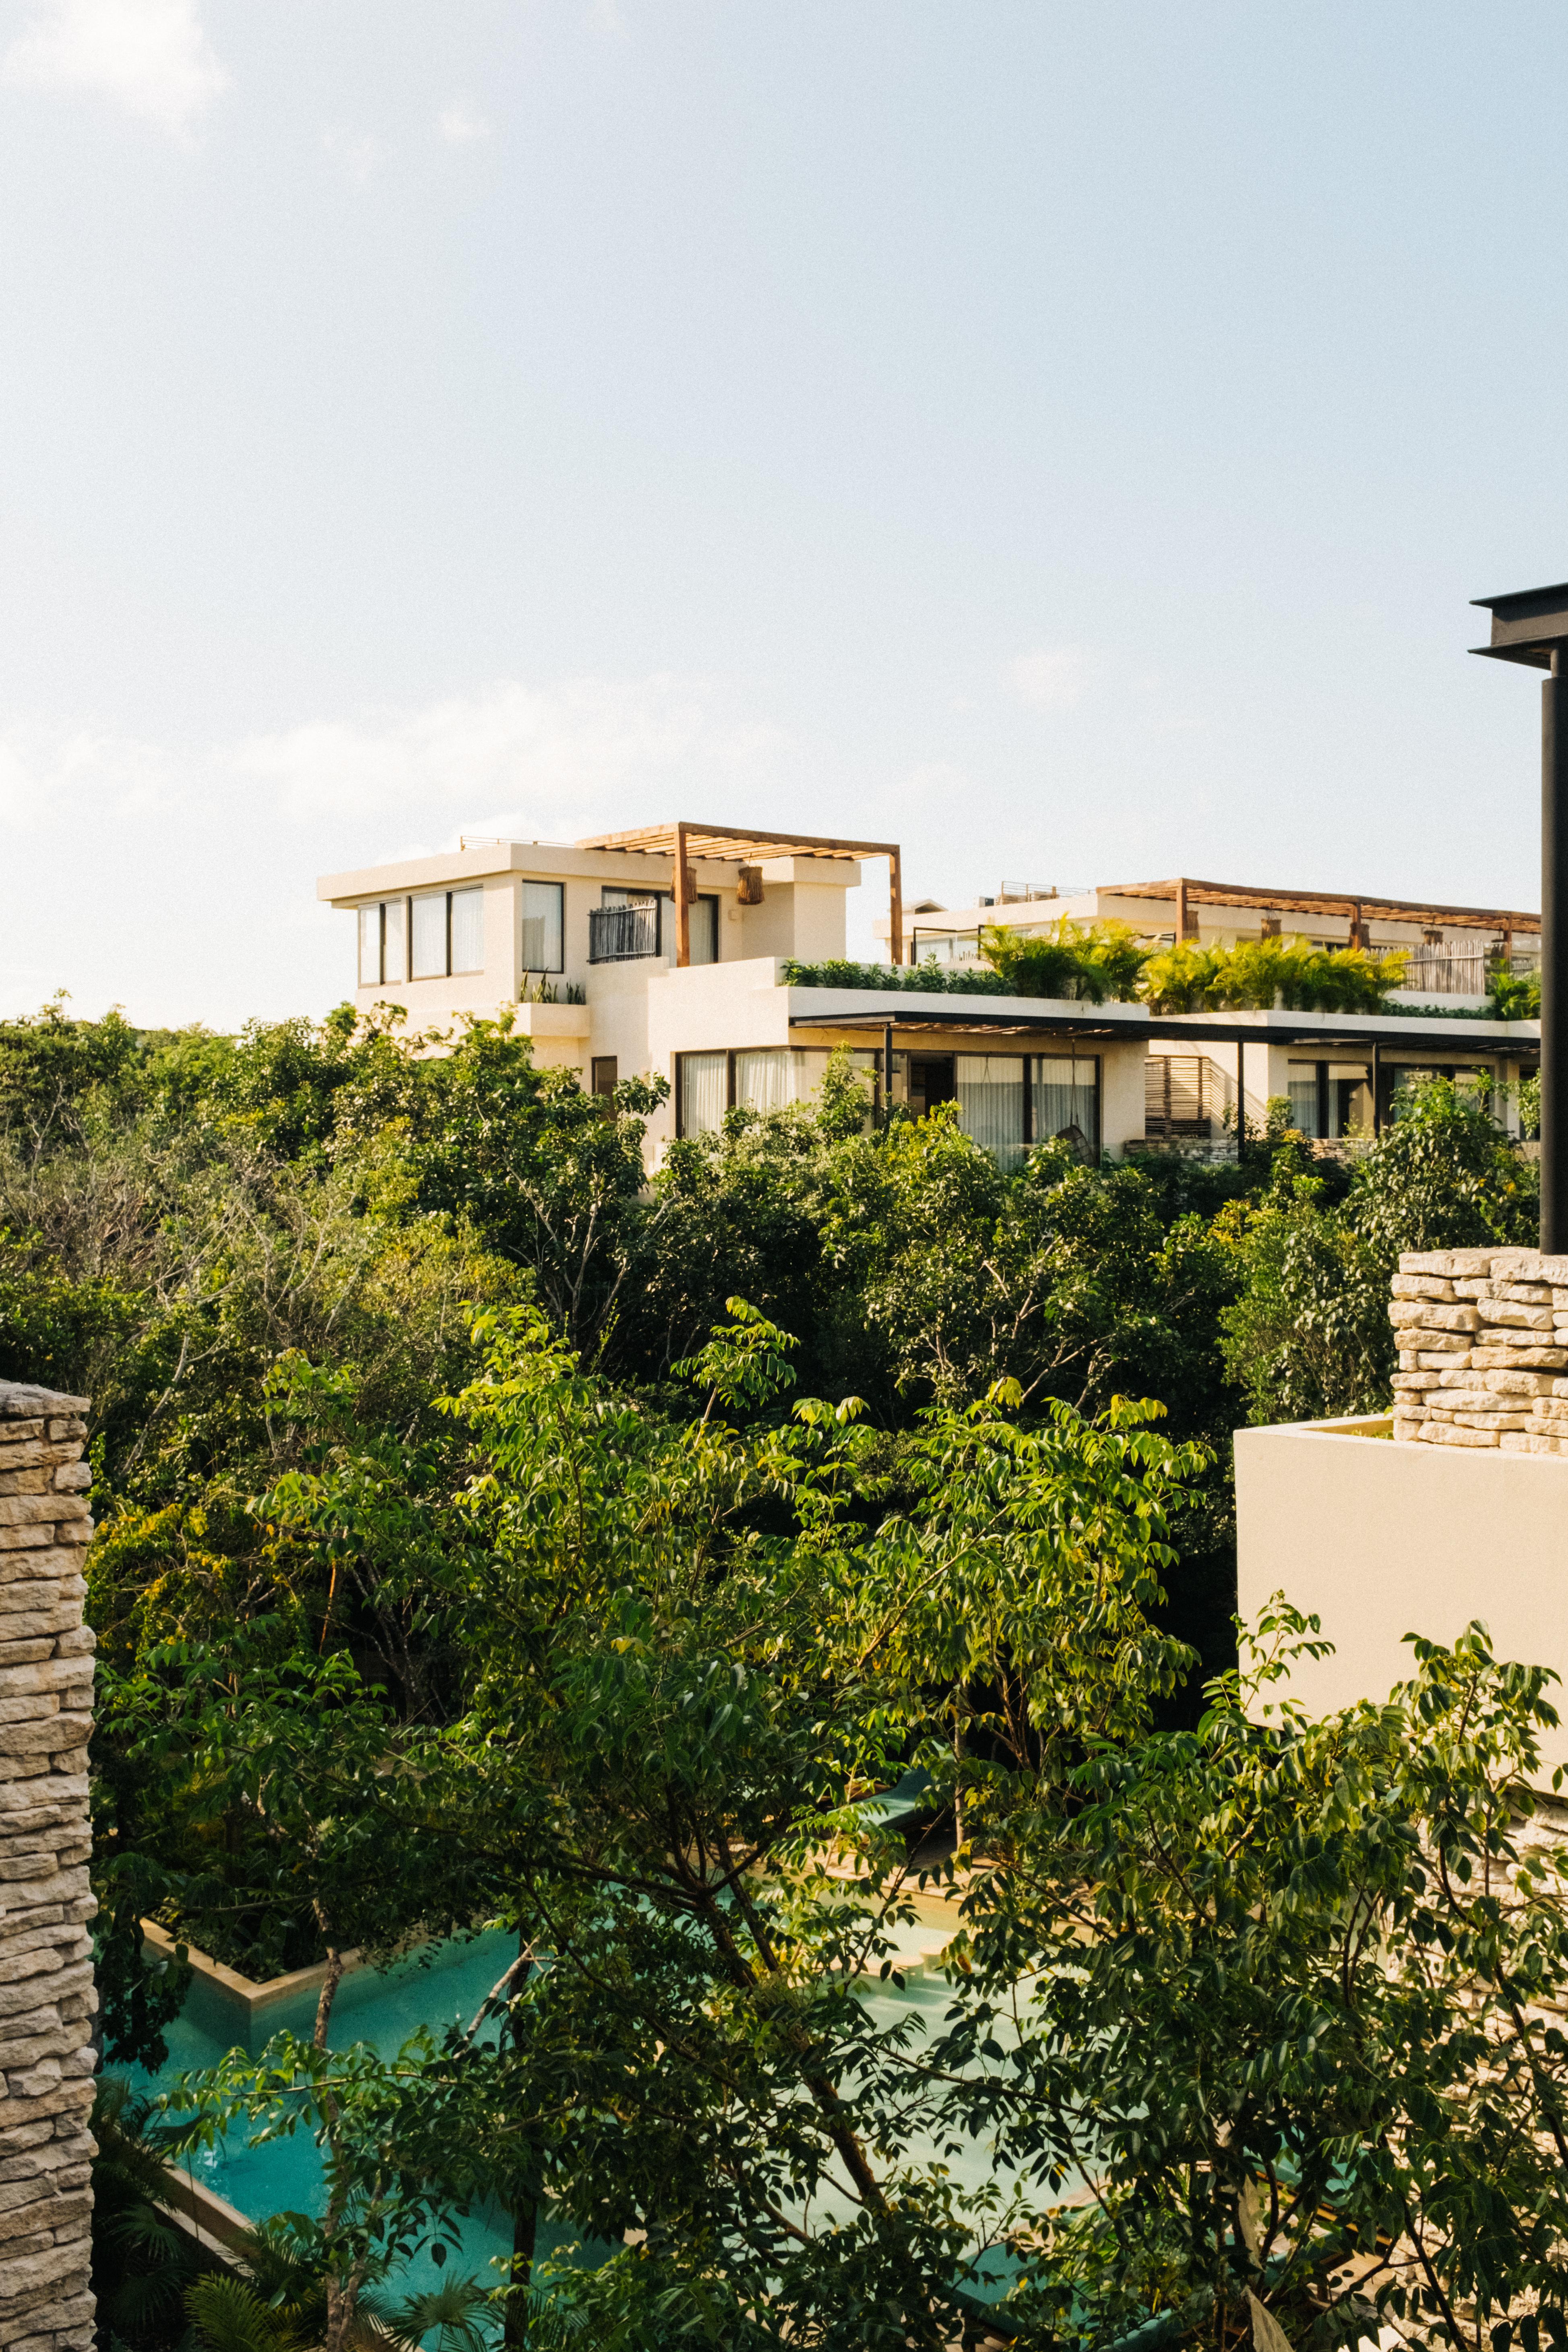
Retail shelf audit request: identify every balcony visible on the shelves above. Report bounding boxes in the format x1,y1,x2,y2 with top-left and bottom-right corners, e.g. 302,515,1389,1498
1400,946,1538,997
589,900,661,964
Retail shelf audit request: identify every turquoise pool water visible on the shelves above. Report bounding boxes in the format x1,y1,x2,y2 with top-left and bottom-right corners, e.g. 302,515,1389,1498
134,1932,1041,2320
134,1931,530,2313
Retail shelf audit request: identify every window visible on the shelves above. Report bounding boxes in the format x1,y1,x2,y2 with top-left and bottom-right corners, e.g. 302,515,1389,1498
677,1052,729,1137
411,894,448,979
1287,1073,1320,1137
687,896,719,966
1032,1056,1099,1159
957,1056,1025,1165
358,898,409,988
591,1057,618,1099
404,889,487,981
733,1049,794,1113
450,888,484,975
521,881,564,973
384,896,407,984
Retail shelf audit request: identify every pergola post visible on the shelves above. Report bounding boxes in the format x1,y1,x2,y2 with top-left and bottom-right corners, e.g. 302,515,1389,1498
1544,655,1568,1250
674,821,691,969
1470,581,1568,1253
889,849,903,968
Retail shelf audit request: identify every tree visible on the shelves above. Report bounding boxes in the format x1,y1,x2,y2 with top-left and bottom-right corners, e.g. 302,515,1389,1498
938,1608,1568,2346
352,1300,1204,2348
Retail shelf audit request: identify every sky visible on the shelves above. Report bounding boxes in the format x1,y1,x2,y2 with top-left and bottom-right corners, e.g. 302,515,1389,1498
5,2,1568,1026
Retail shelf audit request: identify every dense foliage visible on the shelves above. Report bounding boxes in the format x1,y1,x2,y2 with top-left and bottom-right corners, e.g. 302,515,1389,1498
0,997,1549,2347
1142,935,1406,1014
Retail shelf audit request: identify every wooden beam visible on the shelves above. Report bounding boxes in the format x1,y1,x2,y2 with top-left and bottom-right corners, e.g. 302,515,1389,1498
1106,876,1539,934
674,821,691,969
1175,878,1192,940
889,847,903,967
577,820,900,861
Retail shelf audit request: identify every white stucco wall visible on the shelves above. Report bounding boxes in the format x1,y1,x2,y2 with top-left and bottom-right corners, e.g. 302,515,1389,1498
1235,1417,1568,1777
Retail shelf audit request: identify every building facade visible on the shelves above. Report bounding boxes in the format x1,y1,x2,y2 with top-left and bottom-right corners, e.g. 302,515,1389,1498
318,835,1541,1165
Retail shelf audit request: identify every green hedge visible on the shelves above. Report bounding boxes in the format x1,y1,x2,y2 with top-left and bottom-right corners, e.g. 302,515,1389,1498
783,927,1417,1015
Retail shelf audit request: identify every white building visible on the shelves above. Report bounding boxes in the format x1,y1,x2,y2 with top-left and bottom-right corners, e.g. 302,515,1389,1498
318,833,1541,1165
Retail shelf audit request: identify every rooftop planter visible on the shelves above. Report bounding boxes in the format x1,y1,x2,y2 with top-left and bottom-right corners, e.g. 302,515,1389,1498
786,929,1430,1016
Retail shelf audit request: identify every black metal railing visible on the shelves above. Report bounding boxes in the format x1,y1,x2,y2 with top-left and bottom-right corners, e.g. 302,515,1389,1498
588,900,662,964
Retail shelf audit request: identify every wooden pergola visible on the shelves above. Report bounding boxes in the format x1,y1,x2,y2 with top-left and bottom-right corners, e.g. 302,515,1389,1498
574,821,904,966
1108,876,1540,950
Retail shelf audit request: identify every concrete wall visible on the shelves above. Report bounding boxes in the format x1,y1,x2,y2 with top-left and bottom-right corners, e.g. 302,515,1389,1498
1235,1413,1568,1778
0,1381,97,2352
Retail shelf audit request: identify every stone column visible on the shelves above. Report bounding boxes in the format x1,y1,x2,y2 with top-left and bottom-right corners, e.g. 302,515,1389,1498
0,1381,97,2352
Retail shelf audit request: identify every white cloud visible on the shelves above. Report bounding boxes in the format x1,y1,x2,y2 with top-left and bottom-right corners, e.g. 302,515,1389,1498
436,99,490,145
0,673,794,1024
1009,645,1093,712
0,0,227,138
233,674,787,842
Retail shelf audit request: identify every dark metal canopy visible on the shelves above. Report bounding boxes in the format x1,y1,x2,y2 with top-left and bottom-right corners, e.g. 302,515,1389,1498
1471,582,1568,670
786,1003,1536,1057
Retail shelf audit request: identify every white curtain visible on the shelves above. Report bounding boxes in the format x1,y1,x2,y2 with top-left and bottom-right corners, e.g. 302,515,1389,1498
957,1055,1026,1165
449,888,485,975
1033,1056,1099,1158
411,893,447,979
519,882,563,972
358,907,381,987
733,1049,792,1112
680,1053,728,1136
1287,1076,1319,1136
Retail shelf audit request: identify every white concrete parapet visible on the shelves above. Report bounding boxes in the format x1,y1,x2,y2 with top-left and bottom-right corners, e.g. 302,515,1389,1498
0,1380,97,2352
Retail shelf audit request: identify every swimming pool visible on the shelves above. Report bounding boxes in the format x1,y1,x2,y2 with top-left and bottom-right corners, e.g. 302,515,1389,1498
134,1924,1042,2324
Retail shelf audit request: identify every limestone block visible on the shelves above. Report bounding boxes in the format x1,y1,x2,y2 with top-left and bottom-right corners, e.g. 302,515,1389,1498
1452,1410,1537,1431
1390,1274,1456,1301
1496,1282,1557,1305
1417,1420,1500,1446
1415,1344,1473,1366
1477,1300,1555,1330
1392,1372,1442,1391
1472,1345,1568,1369
0,1443,84,1474
1399,1251,1455,1275
1502,1430,1568,1455
1482,1368,1558,1395
1389,1303,1481,1333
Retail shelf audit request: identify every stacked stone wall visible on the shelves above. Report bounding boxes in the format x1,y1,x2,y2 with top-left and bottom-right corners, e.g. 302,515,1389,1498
0,1382,96,2352
1391,1248,1568,1453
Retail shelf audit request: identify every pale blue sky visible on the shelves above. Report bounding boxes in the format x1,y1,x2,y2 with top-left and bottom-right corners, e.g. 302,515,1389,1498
4,2,1568,1023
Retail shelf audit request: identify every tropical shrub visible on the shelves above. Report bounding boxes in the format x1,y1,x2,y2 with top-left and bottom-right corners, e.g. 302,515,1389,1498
1143,934,1406,1014
977,917,1149,1002
1487,959,1541,1020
